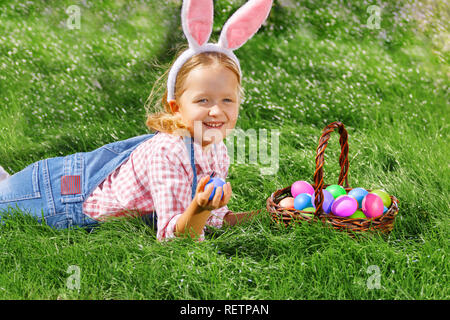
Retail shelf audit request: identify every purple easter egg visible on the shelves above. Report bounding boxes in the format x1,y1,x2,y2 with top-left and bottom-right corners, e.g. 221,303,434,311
312,189,334,214
331,195,358,217
294,193,312,211
291,181,314,198
362,193,384,218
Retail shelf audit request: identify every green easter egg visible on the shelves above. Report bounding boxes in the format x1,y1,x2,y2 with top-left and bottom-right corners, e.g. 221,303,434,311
371,189,392,208
326,184,347,199
300,207,315,218
349,209,366,219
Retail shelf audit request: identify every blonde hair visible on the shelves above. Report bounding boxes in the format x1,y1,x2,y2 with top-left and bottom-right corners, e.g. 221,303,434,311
145,47,244,135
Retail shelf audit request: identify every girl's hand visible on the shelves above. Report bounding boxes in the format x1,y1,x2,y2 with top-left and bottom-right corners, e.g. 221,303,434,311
194,176,232,212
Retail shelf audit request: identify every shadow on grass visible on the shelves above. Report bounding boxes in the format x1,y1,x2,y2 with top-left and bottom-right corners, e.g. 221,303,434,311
206,212,342,261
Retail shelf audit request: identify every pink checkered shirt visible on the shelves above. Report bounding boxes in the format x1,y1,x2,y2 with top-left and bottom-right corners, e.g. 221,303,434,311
82,132,231,241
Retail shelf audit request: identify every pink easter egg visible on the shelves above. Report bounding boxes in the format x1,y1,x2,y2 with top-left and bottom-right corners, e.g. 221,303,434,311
362,193,384,218
331,195,358,217
291,181,314,198
279,197,295,209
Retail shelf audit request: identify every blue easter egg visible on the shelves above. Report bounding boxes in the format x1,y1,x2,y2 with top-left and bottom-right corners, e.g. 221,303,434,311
312,189,334,213
205,177,226,200
294,193,312,211
383,206,388,213
348,188,369,208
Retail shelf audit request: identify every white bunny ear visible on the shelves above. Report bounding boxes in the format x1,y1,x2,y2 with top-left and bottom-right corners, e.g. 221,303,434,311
181,0,214,49
219,0,273,51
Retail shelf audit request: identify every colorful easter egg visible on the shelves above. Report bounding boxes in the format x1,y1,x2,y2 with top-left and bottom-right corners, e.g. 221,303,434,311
279,197,295,209
383,206,388,214
371,189,392,208
349,209,366,219
331,195,358,217
291,181,314,198
300,207,315,218
311,189,334,213
362,193,384,218
326,184,347,199
348,187,369,208
294,193,312,211
205,177,226,200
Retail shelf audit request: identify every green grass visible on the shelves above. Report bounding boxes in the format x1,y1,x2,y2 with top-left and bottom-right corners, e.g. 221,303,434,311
0,0,449,299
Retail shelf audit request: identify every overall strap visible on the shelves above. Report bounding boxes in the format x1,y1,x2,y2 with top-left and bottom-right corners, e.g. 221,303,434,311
183,136,197,200
82,134,155,200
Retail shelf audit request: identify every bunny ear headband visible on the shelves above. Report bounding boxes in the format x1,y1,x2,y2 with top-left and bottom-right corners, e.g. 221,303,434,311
166,0,273,102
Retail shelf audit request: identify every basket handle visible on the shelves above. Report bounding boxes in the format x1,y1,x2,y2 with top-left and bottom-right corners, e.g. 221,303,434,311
313,121,349,216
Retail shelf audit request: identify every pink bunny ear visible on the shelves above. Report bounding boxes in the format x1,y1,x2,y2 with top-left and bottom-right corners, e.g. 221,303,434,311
219,0,273,50
181,0,214,49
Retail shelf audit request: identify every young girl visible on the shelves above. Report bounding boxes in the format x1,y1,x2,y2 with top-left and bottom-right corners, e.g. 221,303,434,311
0,0,273,241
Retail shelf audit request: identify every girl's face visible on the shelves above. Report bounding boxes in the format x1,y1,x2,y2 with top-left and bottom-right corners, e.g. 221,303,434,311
169,64,240,148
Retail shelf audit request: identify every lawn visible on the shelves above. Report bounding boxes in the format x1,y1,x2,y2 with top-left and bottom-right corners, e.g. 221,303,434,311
0,0,448,300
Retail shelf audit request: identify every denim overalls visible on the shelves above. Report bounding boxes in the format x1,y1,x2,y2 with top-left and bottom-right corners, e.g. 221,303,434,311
0,132,198,230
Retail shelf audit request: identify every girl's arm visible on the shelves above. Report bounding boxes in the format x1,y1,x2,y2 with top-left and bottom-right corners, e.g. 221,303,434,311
223,210,261,226
175,176,232,239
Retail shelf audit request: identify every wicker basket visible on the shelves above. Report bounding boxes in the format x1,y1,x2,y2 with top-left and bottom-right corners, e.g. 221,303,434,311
266,121,399,234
